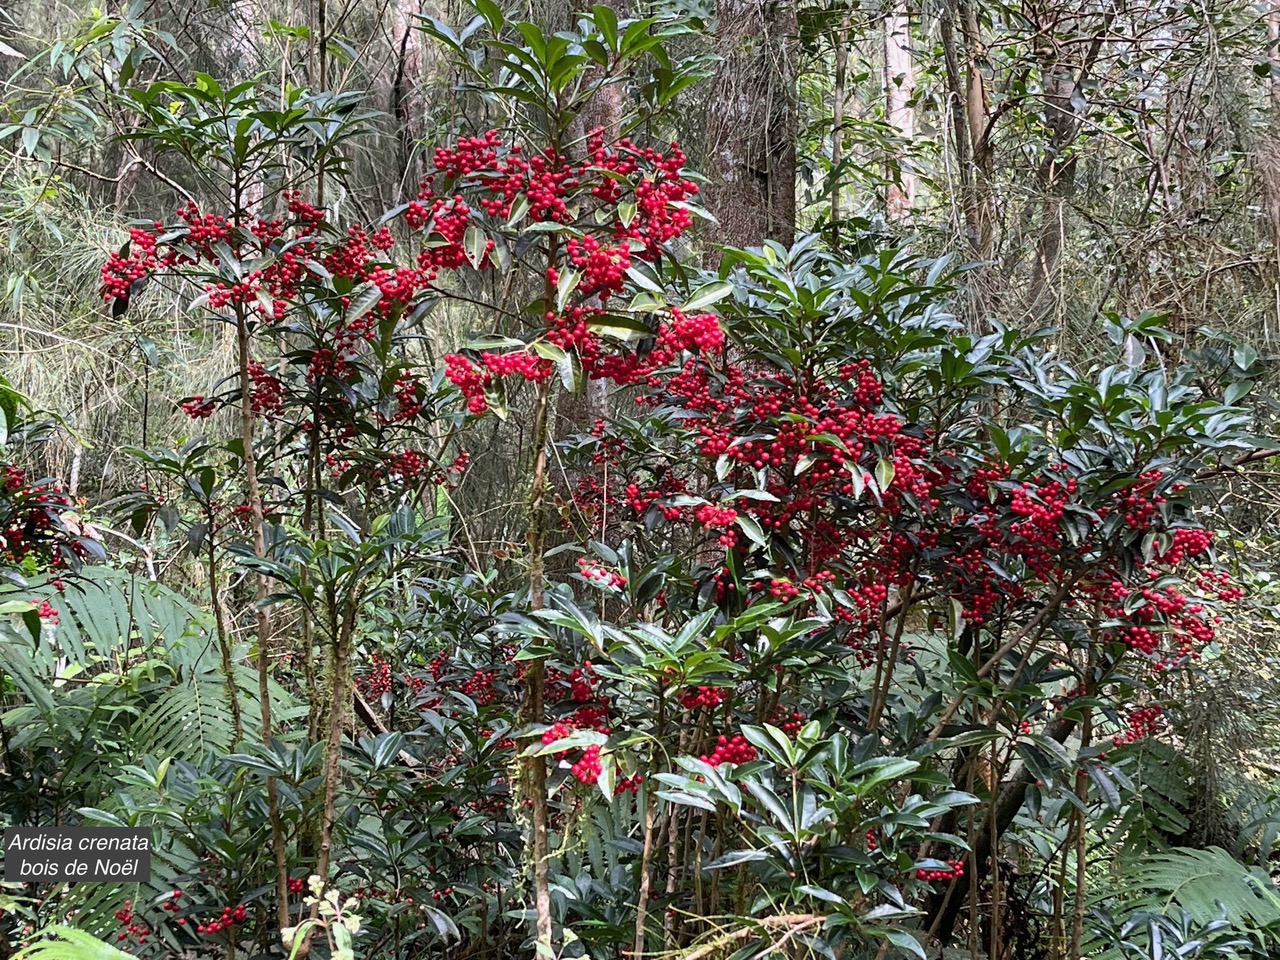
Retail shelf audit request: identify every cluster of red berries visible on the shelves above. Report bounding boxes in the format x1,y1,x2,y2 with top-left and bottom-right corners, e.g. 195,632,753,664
460,669,499,706
773,710,806,737
699,734,757,768
196,903,248,935
769,578,802,600
389,450,428,480
100,226,162,301
566,235,630,300
566,664,598,702
614,774,643,796
680,686,727,710
577,558,627,589
288,877,304,894
662,309,724,353
542,721,575,747
0,471,83,569
181,395,217,418
444,355,491,414
434,449,470,487
571,745,603,784
1121,625,1161,655
1114,704,1163,746
481,350,553,382
114,900,151,943
358,655,393,697
248,361,284,416
917,859,965,883
837,360,884,406
36,599,58,624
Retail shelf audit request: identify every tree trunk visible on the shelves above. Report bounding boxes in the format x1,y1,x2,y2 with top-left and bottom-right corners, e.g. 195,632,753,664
391,0,428,194
1024,14,1110,320
884,2,916,221
703,0,798,263
958,1,994,258
554,0,630,544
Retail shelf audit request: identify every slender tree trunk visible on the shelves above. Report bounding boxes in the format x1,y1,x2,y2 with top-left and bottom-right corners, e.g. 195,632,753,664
519,243,562,950
884,2,916,221
554,0,628,522
830,14,850,233
391,0,428,193
703,0,798,262
958,1,994,258
1025,16,1109,320
1261,0,1280,304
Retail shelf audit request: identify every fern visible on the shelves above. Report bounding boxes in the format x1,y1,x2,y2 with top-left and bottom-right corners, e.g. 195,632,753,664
1103,846,1280,940
11,925,134,960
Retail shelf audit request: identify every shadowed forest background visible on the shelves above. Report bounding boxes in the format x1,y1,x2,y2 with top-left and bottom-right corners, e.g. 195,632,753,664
3,0,1280,957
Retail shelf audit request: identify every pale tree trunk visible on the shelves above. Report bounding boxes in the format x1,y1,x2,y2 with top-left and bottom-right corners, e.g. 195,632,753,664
957,1,994,257
703,0,798,262
883,2,916,221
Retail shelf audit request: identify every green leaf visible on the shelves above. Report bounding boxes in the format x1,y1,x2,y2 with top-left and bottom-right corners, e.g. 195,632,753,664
464,224,488,269
13,925,137,960
625,264,663,293
798,884,845,905
556,268,581,311
704,849,770,869
735,514,766,548
880,929,926,960
875,457,896,491
682,280,733,312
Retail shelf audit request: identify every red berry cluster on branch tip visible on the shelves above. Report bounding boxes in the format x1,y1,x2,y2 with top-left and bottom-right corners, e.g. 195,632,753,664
571,745,603,783
433,449,470,488
357,655,393,697
542,721,575,747
699,734,757,768
567,663,598,702
114,900,151,943
769,578,801,600
100,227,161,301
566,236,630,300
1,469,83,570
444,355,491,415
460,668,499,705
288,878,304,894
1009,719,1032,742
36,600,59,624
771,710,806,737
196,903,248,935
577,558,626,589
917,859,965,883
614,773,643,796
388,450,428,480
248,361,284,416
680,686,726,710
1113,704,1163,747
181,395,217,419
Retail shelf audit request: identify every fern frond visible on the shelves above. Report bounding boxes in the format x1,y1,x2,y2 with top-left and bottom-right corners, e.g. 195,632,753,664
12,925,134,960
1104,846,1280,937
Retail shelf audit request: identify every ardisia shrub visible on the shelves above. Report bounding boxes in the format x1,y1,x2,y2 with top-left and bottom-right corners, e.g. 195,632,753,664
0,4,1266,960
